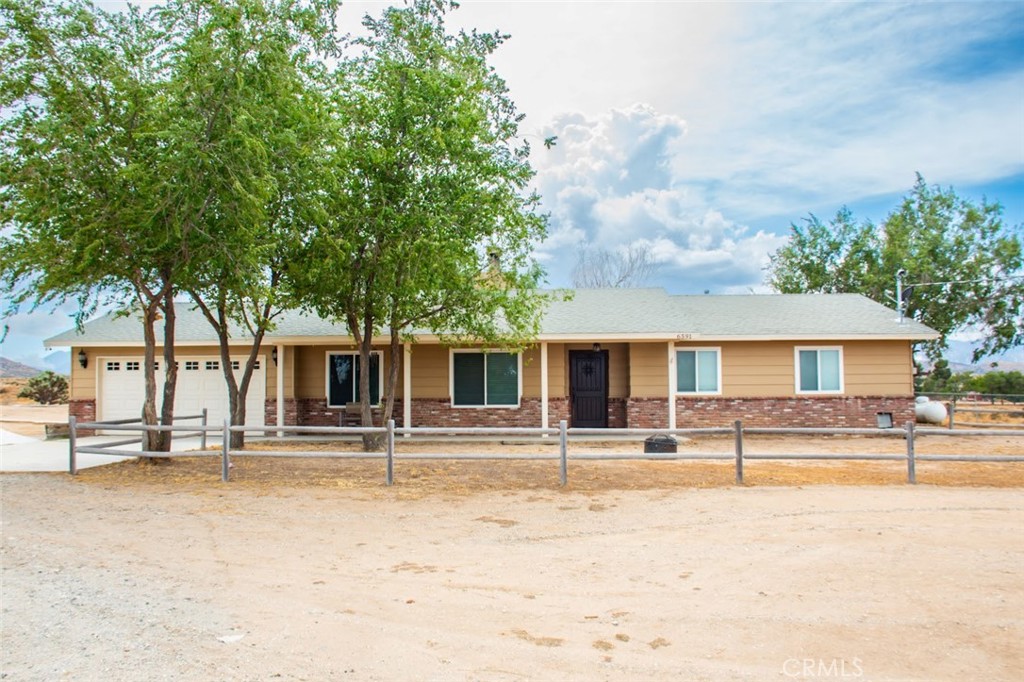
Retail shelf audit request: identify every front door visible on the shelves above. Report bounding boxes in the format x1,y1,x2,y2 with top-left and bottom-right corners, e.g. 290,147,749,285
570,350,608,428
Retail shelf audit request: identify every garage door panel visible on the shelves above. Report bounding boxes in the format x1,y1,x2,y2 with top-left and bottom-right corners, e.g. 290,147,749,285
100,356,265,429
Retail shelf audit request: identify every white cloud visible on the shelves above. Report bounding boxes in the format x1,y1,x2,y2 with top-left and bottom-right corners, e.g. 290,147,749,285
533,104,787,292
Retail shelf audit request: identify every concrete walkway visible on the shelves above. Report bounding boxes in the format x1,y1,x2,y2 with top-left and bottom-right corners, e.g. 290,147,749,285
0,434,207,473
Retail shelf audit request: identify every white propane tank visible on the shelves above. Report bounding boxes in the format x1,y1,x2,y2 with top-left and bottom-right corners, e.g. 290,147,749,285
915,397,948,424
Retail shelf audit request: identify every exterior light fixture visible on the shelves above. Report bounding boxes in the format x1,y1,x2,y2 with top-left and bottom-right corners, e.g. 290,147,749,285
271,347,278,366
592,343,602,353
78,349,88,369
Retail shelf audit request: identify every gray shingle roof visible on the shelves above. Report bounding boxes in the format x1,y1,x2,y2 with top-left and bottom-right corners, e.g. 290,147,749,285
45,289,938,346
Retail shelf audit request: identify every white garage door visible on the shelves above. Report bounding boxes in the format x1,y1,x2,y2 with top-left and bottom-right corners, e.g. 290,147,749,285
99,356,266,428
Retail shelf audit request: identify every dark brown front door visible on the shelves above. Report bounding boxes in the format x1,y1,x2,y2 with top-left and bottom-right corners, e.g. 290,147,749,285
570,350,608,428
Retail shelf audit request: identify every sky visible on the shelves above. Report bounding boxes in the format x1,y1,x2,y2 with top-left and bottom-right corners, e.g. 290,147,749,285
2,0,1023,370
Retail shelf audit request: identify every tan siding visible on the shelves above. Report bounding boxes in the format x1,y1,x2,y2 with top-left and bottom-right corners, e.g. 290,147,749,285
547,343,566,397
844,341,914,395
522,347,541,398
687,340,916,397
629,342,668,397
718,341,795,397
410,344,449,399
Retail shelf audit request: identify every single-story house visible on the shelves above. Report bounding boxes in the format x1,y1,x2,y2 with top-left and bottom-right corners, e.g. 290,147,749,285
46,288,938,431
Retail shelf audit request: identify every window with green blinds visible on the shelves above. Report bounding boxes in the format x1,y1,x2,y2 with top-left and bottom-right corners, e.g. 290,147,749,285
328,353,381,406
797,348,842,393
676,349,719,393
452,352,519,406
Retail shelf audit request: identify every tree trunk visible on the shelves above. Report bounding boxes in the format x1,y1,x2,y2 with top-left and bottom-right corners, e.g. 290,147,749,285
156,291,177,452
383,328,401,426
141,302,160,453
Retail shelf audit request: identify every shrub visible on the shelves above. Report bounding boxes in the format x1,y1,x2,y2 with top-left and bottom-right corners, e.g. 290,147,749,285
18,371,69,405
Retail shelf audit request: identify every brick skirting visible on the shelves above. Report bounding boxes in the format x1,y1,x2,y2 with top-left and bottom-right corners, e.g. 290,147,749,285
675,396,915,428
69,399,97,436
263,395,913,430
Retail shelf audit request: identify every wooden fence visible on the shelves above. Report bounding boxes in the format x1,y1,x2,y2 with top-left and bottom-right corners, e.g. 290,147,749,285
68,417,1024,486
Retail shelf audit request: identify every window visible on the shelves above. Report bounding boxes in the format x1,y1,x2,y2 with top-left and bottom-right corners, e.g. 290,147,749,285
451,351,519,407
205,360,219,371
126,361,140,371
231,360,240,370
327,352,381,407
106,362,120,371
796,347,843,393
185,361,199,371
676,348,720,394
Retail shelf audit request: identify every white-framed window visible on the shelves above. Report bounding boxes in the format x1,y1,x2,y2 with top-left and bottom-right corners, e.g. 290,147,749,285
795,347,844,393
676,348,721,394
326,351,382,407
450,350,521,407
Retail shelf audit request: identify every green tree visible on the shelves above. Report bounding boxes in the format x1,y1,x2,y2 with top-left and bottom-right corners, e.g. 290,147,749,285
295,0,550,447
164,0,340,448
18,371,68,405
1,0,185,451
976,371,1024,402
1,0,341,450
766,175,1024,360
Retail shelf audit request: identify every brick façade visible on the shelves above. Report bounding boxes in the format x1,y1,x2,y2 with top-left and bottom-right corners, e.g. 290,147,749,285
262,395,914,430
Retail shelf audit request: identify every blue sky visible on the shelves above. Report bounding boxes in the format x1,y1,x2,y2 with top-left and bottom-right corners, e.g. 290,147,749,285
2,0,1023,369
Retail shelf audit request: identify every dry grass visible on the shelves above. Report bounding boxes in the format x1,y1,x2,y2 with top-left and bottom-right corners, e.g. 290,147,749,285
70,433,1024,496
0,379,34,406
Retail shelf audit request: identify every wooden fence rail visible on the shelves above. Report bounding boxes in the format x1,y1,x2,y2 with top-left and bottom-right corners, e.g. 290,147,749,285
68,418,1024,485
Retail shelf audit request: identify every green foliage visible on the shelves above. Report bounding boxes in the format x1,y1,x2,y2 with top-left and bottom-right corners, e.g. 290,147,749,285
974,370,1024,401
18,371,68,405
295,0,551,433
766,175,1024,360
1,0,343,448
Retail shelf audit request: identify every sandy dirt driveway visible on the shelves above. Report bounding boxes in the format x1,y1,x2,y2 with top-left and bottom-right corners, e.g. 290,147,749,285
2,474,1022,681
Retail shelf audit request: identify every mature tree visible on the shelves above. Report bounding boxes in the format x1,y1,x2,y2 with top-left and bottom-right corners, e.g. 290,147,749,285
1,0,341,450
975,370,1024,402
164,0,341,448
571,244,655,288
766,175,1024,360
1,0,184,451
296,0,550,447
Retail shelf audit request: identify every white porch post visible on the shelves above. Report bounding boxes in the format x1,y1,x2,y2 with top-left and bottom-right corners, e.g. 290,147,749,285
540,342,549,431
276,343,285,437
667,342,677,431
403,342,412,436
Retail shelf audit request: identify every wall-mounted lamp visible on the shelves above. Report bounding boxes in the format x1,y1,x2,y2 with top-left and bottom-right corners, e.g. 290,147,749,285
271,347,279,366
78,349,88,369
592,343,602,353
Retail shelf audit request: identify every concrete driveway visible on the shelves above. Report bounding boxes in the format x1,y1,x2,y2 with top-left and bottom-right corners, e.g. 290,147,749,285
0,430,135,472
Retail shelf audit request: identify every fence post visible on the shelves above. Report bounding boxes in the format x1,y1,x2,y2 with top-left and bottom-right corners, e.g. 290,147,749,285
69,415,78,475
734,419,744,485
201,408,208,450
386,419,395,486
947,401,955,430
222,418,231,482
559,420,568,486
906,420,916,484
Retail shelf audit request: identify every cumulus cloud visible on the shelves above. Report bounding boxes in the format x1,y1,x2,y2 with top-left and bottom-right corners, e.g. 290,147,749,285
533,104,785,292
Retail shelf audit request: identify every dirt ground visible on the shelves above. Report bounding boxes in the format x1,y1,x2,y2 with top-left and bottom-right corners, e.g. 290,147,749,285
3,401,1023,679
2,474,1021,681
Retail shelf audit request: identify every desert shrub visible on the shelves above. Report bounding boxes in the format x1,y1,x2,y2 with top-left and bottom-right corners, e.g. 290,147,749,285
18,371,69,404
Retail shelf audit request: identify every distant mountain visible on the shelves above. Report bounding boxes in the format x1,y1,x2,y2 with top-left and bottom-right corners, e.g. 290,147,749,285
0,357,43,378
43,351,71,375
